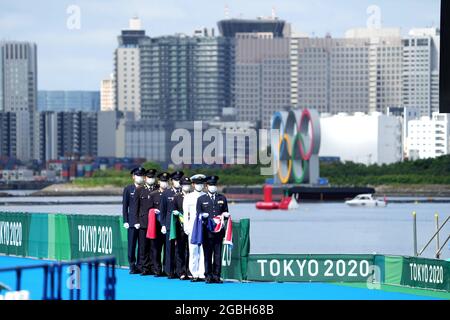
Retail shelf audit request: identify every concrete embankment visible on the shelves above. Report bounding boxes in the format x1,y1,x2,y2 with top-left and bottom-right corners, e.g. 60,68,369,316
28,183,450,200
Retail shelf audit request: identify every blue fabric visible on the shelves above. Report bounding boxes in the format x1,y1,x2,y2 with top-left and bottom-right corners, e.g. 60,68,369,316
191,213,203,245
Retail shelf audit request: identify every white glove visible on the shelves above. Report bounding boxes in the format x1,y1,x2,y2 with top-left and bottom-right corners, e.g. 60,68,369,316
173,210,180,216
161,226,167,234
223,212,230,218
155,209,160,215
123,223,129,229
201,213,209,219
134,224,140,230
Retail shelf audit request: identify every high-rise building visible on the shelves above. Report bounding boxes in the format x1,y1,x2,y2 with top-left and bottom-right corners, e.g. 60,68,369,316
114,17,148,119
218,18,292,129
100,74,116,111
139,30,231,121
294,28,403,115
0,41,38,113
38,91,100,112
0,112,17,158
402,28,440,117
296,36,370,114
407,112,450,160
0,41,38,161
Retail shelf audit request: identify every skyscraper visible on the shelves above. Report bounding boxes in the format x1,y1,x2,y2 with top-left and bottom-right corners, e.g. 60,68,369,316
114,17,148,119
100,74,116,112
293,28,403,115
402,28,440,117
218,18,292,129
139,30,231,121
0,41,38,161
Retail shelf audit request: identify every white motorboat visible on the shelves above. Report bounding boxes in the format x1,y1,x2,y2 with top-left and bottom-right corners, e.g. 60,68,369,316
345,194,387,207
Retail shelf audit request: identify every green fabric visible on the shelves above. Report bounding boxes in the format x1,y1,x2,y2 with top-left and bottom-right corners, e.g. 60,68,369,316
28,213,48,259
384,256,403,285
221,221,243,281
47,214,56,259
54,214,71,261
239,219,250,280
169,211,178,241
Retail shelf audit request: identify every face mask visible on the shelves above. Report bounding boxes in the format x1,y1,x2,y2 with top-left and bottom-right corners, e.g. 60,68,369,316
194,184,204,192
160,181,168,189
173,180,181,189
182,185,191,193
134,176,144,185
207,185,217,194
146,177,156,185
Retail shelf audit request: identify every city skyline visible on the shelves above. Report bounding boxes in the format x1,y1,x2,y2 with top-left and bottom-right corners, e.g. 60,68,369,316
0,0,441,90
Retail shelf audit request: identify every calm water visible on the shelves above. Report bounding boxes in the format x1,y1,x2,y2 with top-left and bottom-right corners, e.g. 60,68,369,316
0,196,449,260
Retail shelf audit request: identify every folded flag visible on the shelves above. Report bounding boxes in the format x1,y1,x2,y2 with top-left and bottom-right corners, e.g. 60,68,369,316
223,216,233,247
191,212,204,245
207,215,224,233
146,209,158,239
169,210,184,240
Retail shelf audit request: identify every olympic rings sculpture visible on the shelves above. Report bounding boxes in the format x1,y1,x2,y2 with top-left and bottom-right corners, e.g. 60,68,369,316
271,109,321,185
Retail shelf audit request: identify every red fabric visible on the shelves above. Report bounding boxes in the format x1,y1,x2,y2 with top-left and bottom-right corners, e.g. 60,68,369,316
223,216,233,246
146,209,157,239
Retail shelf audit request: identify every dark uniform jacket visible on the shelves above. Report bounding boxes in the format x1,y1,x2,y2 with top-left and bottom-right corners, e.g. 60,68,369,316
122,184,139,225
196,193,229,237
159,188,181,231
133,185,154,228
173,192,187,233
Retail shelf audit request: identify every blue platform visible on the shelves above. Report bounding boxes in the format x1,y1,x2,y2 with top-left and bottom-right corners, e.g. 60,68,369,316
0,256,441,300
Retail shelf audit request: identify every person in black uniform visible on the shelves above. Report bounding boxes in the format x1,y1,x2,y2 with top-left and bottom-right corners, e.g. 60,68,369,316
133,169,158,276
148,172,170,276
196,176,230,284
122,166,146,274
160,170,184,279
144,168,159,192
172,176,192,280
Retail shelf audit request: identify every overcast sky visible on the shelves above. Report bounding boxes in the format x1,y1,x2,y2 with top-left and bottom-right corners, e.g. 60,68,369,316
0,0,441,91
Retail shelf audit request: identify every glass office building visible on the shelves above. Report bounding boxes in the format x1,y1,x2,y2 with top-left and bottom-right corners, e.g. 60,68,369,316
38,91,100,112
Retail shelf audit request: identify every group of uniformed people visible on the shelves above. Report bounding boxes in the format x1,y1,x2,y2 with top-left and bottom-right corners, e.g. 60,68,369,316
122,167,230,284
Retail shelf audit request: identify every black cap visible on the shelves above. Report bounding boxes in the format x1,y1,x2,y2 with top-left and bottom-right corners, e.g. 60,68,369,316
180,177,191,186
145,169,157,178
157,172,170,182
205,176,219,185
191,174,206,184
131,167,146,176
170,171,184,181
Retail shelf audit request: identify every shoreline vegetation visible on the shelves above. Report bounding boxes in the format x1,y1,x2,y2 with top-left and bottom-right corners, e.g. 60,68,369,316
30,156,450,197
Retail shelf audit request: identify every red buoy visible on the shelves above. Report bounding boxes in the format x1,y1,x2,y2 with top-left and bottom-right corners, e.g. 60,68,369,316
256,185,280,210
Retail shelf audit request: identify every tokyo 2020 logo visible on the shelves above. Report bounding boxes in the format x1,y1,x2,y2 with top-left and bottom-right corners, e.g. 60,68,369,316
271,109,321,185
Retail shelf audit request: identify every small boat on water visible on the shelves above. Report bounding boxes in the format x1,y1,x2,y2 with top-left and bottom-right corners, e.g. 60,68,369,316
345,194,387,207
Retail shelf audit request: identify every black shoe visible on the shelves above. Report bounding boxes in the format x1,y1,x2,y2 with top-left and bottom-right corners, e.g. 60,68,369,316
141,270,152,276
205,277,213,284
168,273,178,279
191,277,200,282
129,269,141,275
214,278,223,284
154,271,164,277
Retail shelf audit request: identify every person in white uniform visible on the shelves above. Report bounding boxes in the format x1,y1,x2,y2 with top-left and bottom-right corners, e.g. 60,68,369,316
183,174,206,282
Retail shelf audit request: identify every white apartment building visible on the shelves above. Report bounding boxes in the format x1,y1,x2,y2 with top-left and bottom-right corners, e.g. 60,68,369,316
100,73,115,112
406,113,450,160
114,18,146,119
